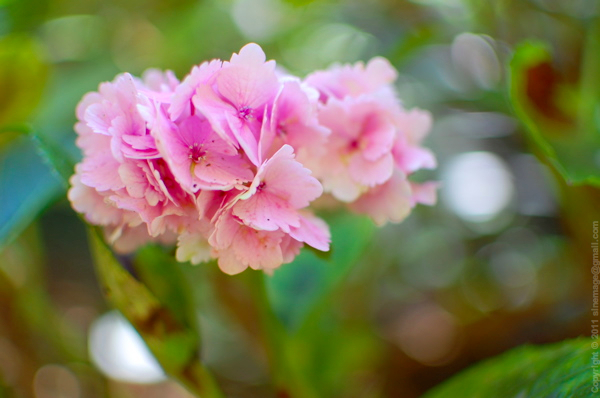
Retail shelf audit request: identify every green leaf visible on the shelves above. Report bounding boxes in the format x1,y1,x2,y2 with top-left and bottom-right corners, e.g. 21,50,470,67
386,25,437,68
424,338,592,398
0,136,63,251
509,36,600,186
134,245,199,334
88,228,223,398
29,130,78,187
266,212,375,330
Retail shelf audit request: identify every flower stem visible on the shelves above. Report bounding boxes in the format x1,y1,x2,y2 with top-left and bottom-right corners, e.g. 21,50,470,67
243,270,318,398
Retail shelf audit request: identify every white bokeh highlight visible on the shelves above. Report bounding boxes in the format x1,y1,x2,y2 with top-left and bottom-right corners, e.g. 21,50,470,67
88,311,166,384
232,0,286,41
442,151,514,222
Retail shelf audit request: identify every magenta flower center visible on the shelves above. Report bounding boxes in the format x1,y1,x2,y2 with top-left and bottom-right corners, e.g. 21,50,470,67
189,142,207,162
238,106,253,120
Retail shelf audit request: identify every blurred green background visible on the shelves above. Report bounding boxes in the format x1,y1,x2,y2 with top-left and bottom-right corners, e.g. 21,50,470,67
0,0,598,397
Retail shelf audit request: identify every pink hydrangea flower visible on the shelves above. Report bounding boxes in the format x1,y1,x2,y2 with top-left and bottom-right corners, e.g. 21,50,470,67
209,207,330,275
304,57,398,102
258,79,330,164
83,73,160,161
304,57,437,225
69,42,435,273
310,95,396,202
232,145,323,233
193,43,280,166
205,145,329,274
69,72,197,251
152,110,253,193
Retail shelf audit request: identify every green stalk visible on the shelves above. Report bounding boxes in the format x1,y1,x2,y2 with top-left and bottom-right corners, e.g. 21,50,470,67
242,270,318,398
88,228,225,398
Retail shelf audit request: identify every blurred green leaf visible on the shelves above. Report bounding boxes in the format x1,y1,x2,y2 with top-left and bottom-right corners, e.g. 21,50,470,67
293,323,382,397
281,0,317,6
3,0,50,33
29,131,77,186
0,136,63,251
134,245,199,334
0,34,48,127
88,228,223,398
509,38,600,186
262,212,379,397
0,224,87,364
267,212,375,330
424,338,591,398
387,25,436,67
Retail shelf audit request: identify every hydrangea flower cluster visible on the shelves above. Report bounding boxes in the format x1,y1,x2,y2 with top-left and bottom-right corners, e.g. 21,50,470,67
69,43,436,274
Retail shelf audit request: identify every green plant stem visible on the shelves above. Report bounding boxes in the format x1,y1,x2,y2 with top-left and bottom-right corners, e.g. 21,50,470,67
243,270,318,398
176,362,224,398
89,229,225,398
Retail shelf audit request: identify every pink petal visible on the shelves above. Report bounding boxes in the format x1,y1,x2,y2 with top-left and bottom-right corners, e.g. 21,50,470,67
75,127,111,157
170,59,222,121
225,111,260,166
118,162,148,199
80,153,124,192
280,235,303,264
410,181,439,206
141,69,179,93
211,209,286,273
394,143,437,174
318,98,360,140
234,228,284,271
176,230,213,265
325,168,362,202
232,191,300,232
85,102,115,135
68,169,123,226
257,145,323,209
268,80,330,157
109,223,154,254
110,194,159,229
76,92,102,121
361,114,396,162
348,152,394,187
209,210,240,250
258,109,276,163
289,213,330,252
229,43,268,65
271,80,310,124
217,249,249,275
218,43,279,110
193,152,254,190
364,57,398,88
193,84,239,147
349,171,412,226
397,108,433,145
121,134,159,159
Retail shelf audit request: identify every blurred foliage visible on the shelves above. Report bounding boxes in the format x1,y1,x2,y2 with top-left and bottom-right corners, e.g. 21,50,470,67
509,36,600,186
0,35,47,129
267,212,375,330
0,136,63,251
0,0,598,397
424,338,591,398
89,228,223,397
